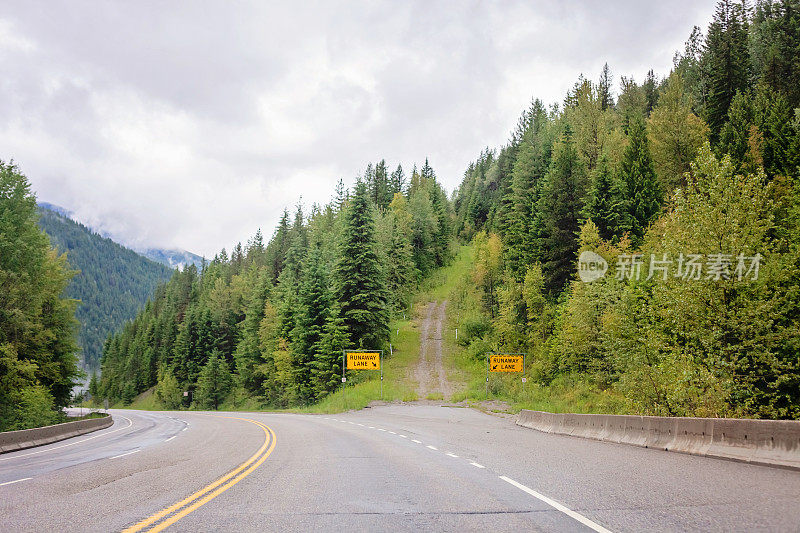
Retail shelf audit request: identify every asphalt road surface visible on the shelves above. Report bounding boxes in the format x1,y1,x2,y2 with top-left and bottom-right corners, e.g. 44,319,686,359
2,405,799,532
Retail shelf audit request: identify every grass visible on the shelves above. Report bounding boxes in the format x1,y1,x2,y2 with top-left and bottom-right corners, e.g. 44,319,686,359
297,314,421,413
124,387,161,410
416,244,473,303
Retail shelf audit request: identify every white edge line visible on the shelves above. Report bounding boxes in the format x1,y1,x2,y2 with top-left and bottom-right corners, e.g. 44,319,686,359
469,462,485,468
0,477,32,487
110,449,140,460
499,476,613,533
0,415,134,462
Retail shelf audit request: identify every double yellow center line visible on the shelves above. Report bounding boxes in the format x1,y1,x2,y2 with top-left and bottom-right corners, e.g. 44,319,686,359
123,417,276,533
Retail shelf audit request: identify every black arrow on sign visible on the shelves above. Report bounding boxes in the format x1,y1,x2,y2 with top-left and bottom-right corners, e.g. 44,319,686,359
371,361,377,367
492,364,498,370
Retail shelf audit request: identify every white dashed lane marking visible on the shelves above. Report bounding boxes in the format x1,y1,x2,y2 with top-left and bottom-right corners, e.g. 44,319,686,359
0,478,31,487
322,416,614,533
499,476,613,533
110,449,140,460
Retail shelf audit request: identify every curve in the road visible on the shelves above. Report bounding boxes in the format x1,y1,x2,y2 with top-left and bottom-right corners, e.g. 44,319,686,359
123,416,276,533
0,415,133,462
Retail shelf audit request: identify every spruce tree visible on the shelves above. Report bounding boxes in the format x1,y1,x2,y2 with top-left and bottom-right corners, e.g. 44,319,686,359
584,155,630,241
311,301,349,398
291,243,331,401
390,164,406,197
704,0,750,141
536,125,588,293
621,115,663,241
333,180,390,349
598,63,614,111
643,69,659,116
506,100,549,277
195,350,232,410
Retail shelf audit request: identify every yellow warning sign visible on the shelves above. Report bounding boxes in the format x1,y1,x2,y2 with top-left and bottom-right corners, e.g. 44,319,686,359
489,354,523,372
346,352,381,370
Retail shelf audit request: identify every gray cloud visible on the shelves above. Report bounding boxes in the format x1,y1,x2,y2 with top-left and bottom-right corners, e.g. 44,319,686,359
0,1,715,257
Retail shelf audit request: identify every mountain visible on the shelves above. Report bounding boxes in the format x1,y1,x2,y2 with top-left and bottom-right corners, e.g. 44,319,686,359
37,205,174,371
138,247,204,270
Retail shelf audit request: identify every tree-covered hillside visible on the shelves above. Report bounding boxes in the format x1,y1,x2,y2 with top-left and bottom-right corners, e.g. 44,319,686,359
96,161,453,408
451,0,800,419
38,207,173,371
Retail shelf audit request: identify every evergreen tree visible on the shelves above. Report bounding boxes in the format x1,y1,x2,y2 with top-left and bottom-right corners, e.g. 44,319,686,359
267,209,291,283
536,125,588,293
195,350,233,410
598,62,614,111
333,180,390,349
385,193,418,309
390,164,406,197
704,0,750,140
505,100,549,277
311,301,349,398
584,155,630,241
291,243,331,401
643,69,659,116
621,115,663,240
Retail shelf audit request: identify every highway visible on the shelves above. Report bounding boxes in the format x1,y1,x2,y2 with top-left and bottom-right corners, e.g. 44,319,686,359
1,405,799,532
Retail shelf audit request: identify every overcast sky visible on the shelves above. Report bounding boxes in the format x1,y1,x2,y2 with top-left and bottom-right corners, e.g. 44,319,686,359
1,1,716,257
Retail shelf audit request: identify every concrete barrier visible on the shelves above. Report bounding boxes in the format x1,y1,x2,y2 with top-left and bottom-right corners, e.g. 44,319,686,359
0,414,113,454
516,410,800,471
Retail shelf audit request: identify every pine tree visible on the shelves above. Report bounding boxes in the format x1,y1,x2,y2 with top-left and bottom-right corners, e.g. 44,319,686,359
584,155,630,241
195,350,233,410
311,301,349,398
598,63,614,111
390,164,406,197
385,193,418,309
621,115,663,241
643,69,659,116
267,209,291,283
704,0,750,141
333,180,390,349
506,100,549,277
291,243,331,402
536,125,588,293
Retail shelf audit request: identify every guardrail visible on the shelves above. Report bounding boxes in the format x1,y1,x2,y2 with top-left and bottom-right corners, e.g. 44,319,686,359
516,410,800,470
0,414,114,454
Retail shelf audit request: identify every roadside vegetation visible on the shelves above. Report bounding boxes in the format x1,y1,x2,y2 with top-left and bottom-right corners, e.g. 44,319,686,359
11,0,799,424
451,2,800,419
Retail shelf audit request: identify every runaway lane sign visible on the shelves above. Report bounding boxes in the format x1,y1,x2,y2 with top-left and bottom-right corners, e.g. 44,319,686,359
346,351,381,370
489,354,523,372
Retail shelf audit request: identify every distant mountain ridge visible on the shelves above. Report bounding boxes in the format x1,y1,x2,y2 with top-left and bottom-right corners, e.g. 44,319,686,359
37,205,174,370
37,202,204,269
138,247,204,270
